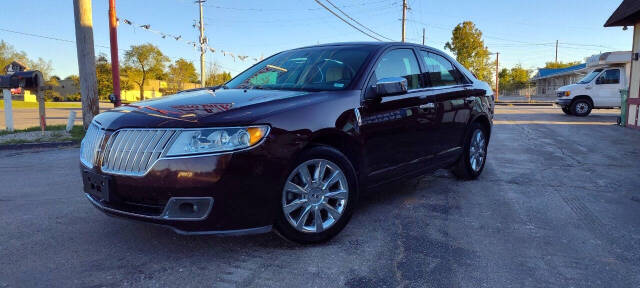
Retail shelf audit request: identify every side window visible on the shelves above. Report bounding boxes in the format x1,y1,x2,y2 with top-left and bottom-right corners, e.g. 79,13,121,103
374,49,423,90
420,51,462,87
597,69,620,85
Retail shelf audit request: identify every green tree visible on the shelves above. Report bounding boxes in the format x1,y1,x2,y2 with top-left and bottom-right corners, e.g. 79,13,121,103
499,64,530,91
43,76,61,101
205,62,232,86
0,40,29,75
95,55,113,100
444,21,493,85
544,61,582,69
168,58,198,92
123,43,169,100
29,57,53,80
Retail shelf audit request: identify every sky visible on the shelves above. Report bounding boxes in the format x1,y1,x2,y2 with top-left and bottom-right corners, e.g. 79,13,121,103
0,0,632,79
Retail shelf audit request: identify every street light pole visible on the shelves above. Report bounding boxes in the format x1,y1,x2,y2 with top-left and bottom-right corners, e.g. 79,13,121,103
108,0,121,107
495,52,499,102
401,0,407,42
73,0,99,129
197,0,206,87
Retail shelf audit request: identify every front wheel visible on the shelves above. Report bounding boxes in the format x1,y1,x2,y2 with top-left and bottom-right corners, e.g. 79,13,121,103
452,122,488,180
571,99,592,117
274,146,358,244
562,107,572,115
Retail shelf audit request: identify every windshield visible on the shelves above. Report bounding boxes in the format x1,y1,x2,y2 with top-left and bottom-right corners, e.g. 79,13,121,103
225,46,374,91
577,69,603,84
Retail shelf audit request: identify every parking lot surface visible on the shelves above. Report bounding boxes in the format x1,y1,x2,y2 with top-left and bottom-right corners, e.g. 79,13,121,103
1,106,639,287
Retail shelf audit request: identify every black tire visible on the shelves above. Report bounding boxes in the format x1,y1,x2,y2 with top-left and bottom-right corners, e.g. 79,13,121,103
274,146,358,244
571,99,592,117
562,107,572,115
452,122,488,180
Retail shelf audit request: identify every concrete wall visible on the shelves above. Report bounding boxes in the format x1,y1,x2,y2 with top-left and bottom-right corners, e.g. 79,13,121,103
535,73,587,97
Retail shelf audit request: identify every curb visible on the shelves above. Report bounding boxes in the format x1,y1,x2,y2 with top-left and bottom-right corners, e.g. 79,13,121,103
0,140,80,151
496,102,554,107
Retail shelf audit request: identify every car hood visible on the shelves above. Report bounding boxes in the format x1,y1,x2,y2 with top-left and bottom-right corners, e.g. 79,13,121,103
557,84,582,92
93,89,314,130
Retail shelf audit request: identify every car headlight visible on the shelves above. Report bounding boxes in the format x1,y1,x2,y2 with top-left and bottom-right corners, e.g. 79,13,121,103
166,126,270,156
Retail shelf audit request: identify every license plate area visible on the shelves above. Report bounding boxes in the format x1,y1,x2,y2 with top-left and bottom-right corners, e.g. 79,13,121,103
83,170,111,201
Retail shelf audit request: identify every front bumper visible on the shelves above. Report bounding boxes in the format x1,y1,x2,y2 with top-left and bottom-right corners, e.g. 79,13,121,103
555,98,572,107
81,143,291,234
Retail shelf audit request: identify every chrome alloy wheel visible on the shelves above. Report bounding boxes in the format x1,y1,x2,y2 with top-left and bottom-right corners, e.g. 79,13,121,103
469,129,487,172
575,102,589,114
282,159,349,233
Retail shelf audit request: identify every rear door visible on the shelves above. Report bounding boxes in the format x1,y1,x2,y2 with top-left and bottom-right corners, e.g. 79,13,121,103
595,68,622,107
418,50,472,162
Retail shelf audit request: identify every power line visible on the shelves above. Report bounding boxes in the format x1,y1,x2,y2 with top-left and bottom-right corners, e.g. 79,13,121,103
312,0,383,41
0,27,241,74
0,27,117,51
324,0,394,41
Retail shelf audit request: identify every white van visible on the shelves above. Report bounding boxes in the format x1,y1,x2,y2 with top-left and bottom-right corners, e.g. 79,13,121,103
555,52,631,116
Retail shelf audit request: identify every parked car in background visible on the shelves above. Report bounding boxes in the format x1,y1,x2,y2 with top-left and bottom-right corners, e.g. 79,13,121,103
556,51,630,116
79,42,494,243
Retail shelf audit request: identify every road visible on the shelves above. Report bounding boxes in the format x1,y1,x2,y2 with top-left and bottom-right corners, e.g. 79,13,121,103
1,106,639,287
0,103,112,130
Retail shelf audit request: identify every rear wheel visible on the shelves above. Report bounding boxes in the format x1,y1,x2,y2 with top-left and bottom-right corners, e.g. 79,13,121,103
571,99,592,117
562,107,572,115
452,122,488,180
275,146,357,244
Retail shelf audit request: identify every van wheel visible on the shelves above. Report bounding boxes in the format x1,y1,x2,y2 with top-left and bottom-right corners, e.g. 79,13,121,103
562,107,572,115
452,122,488,180
571,100,592,117
274,146,358,244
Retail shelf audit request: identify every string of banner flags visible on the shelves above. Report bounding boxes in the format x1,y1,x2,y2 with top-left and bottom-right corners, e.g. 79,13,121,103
119,17,262,63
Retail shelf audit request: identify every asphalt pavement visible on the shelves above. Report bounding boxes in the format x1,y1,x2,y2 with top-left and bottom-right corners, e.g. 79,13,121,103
1,106,639,287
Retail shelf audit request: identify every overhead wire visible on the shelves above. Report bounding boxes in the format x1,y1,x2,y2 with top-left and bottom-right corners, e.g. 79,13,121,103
312,0,383,41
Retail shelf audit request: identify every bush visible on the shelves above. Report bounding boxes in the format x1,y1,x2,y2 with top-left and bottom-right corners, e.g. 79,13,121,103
44,90,61,102
65,93,81,102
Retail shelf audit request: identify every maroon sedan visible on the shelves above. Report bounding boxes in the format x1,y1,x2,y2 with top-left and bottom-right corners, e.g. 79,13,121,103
80,42,493,243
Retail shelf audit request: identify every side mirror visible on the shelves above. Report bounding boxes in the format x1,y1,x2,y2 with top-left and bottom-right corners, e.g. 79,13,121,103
375,77,408,97
596,77,604,85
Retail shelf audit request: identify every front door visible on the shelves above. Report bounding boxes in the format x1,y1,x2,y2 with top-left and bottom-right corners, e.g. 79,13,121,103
359,48,435,183
595,68,622,107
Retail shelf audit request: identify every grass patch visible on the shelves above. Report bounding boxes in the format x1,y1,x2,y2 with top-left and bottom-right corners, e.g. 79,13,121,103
0,101,82,109
0,125,85,145
0,124,68,136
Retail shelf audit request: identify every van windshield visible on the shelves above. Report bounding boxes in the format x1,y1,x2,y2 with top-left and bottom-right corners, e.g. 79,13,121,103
577,69,603,84
225,46,374,92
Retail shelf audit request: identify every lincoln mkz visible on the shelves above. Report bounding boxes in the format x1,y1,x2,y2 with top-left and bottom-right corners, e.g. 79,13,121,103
80,42,493,243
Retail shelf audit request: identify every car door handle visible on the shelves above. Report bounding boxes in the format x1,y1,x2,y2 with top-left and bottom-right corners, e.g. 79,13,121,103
465,96,476,102
419,103,435,109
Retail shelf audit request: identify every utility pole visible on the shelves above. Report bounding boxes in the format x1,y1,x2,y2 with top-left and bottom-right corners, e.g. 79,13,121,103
495,52,499,102
197,0,206,87
73,0,99,129
555,40,558,64
422,28,425,45
108,0,121,107
401,0,407,42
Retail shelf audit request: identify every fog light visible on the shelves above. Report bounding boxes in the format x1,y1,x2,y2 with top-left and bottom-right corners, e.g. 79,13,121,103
178,202,197,214
162,197,213,220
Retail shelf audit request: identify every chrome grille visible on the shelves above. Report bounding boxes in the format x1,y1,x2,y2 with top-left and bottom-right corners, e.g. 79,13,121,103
101,129,178,176
80,123,106,168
